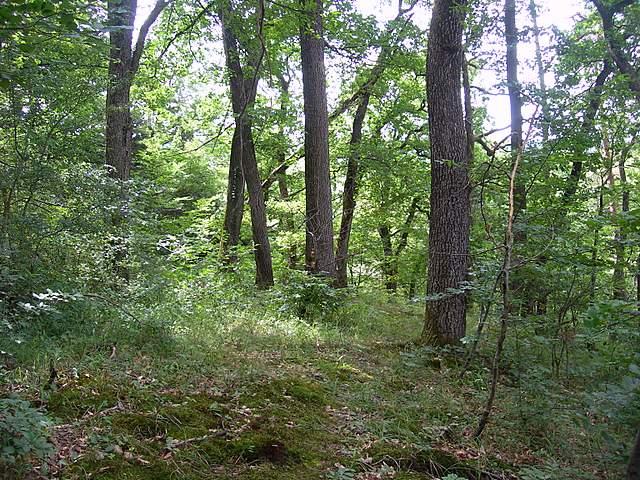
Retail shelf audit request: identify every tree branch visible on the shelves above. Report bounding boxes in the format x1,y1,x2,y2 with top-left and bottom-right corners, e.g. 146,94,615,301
131,0,170,74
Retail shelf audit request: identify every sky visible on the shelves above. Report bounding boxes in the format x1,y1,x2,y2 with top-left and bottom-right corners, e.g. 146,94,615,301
134,0,587,135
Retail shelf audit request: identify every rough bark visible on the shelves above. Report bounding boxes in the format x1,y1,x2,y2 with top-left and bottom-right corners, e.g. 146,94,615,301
335,93,370,287
222,126,245,264
277,173,298,269
220,6,273,287
106,0,166,182
421,0,471,345
106,0,166,278
106,0,135,183
377,224,397,292
300,0,335,276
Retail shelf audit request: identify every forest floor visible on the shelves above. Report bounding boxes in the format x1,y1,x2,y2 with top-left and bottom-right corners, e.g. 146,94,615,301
2,291,626,479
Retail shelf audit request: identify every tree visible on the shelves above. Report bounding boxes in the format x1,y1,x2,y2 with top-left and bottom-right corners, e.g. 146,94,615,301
106,0,167,183
299,0,335,276
591,0,640,103
219,1,273,287
334,1,418,288
421,0,471,345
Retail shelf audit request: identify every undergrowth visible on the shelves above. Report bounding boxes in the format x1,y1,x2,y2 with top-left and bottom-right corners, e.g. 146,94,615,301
0,272,636,479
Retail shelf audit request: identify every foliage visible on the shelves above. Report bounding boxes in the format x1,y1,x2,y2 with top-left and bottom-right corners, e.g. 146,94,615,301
0,398,54,474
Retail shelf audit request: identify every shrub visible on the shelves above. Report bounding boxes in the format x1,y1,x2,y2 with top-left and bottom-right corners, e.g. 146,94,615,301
278,272,347,323
0,398,54,475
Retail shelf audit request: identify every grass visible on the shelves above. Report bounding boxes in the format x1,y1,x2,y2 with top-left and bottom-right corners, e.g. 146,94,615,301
0,281,634,479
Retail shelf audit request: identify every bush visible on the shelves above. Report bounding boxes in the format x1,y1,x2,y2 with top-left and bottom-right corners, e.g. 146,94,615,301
0,398,54,475
278,272,347,323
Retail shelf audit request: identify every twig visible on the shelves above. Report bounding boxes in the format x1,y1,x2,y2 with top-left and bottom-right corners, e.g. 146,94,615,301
474,107,538,438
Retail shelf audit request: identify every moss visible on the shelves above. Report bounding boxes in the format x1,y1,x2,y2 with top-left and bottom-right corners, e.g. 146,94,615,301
47,382,118,420
64,456,178,480
317,361,373,382
108,393,225,440
239,377,329,408
230,432,299,464
108,412,165,439
367,441,484,479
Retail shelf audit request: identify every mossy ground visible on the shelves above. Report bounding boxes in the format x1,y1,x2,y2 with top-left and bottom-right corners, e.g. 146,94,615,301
1,291,631,479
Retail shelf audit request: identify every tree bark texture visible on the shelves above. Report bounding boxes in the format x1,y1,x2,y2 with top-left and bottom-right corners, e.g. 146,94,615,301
300,0,335,276
220,7,273,287
106,0,166,182
421,0,471,345
106,0,136,183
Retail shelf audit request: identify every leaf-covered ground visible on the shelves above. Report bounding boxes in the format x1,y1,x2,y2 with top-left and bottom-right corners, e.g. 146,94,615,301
2,292,629,479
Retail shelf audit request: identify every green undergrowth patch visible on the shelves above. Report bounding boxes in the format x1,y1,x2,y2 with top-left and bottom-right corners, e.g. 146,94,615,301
1,288,632,479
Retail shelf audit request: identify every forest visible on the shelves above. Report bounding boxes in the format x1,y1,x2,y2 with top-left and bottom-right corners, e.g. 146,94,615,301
1,0,639,478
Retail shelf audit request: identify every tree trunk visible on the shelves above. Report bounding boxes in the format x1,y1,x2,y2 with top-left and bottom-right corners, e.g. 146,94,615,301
529,0,549,141
275,73,298,270
106,0,135,183
505,0,525,220
335,93,370,287
590,179,605,302
220,7,273,287
563,63,612,201
222,126,245,264
377,224,398,292
300,0,335,276
105,0,166,279
421,0,471,345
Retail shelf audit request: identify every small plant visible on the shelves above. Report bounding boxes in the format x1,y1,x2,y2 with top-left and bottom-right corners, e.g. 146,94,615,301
279,272,347,323
0,398,54,475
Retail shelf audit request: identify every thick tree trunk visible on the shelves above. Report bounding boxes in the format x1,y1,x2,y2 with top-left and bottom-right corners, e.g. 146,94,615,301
106,0,135,183
335,93,370,287
275,74,298,269
105,0,166,279
106,0,166,182
220,8,273,287
300,0,335,276
421,0,471,345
